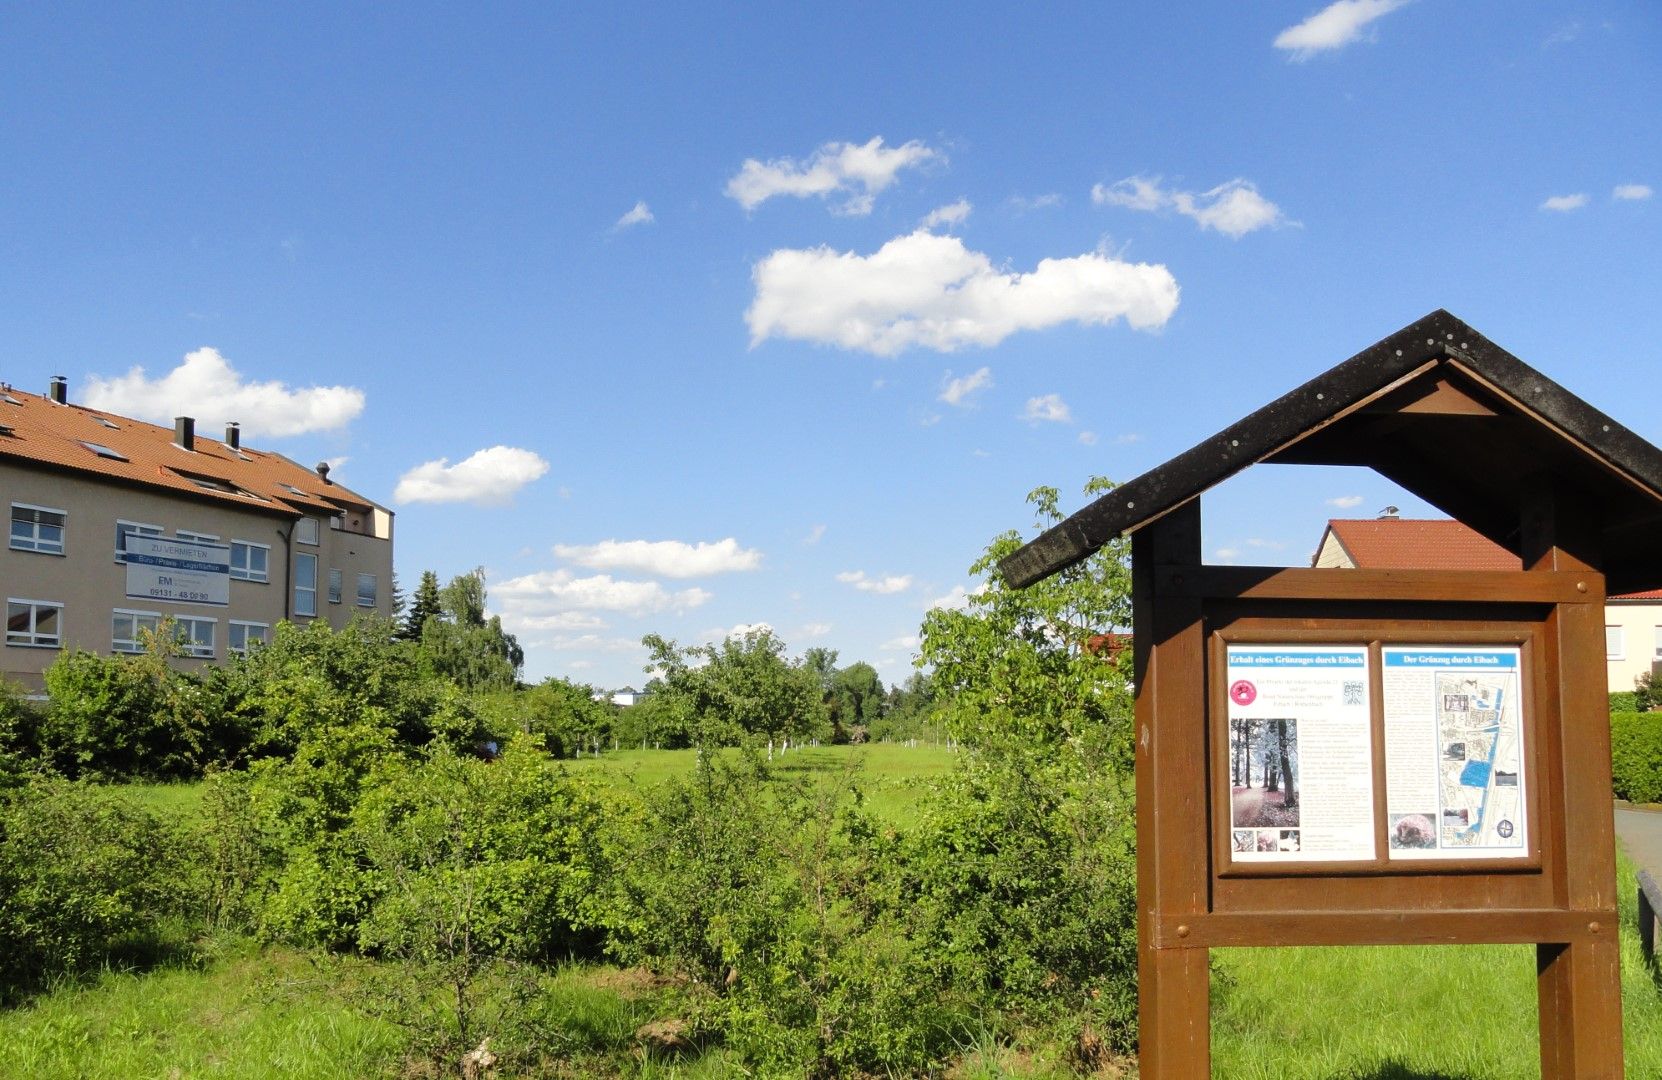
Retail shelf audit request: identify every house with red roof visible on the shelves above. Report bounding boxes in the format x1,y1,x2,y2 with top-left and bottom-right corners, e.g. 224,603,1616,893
3,377,393,692
1314,511,1661,694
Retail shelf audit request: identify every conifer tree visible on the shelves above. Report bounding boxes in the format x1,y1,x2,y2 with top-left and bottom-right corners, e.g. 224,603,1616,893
400,570,443,641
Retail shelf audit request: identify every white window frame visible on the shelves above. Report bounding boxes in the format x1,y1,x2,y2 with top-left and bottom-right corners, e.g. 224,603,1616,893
115,519,163,563
176,529,219,543
174,615,217,659
230,539,270,583
10,503,66,555
356,572,378,609
6,598,64,649
295,517,320,546
327,567,343,605
294,553,318,617
112,608,163,653
1606,625,1625,661
229,620,269,655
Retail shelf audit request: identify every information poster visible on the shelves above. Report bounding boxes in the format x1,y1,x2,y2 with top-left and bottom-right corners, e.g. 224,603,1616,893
1225,646,1374,862
125,536,231,607
1382,647,1527,860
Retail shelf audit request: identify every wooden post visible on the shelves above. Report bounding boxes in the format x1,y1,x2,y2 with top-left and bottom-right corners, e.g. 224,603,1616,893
1522,482,1625,1080
1132,499,1210,1078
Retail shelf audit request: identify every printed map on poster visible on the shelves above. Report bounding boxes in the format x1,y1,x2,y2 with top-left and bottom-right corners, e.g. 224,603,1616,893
1382,648,1527,860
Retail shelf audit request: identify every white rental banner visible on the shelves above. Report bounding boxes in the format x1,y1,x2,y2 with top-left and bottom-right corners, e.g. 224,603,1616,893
124,536,231,607
1225,645,1374,862
1382,646,1528,860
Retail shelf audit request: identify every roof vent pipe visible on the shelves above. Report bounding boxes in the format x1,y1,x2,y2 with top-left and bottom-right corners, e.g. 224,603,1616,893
48,376,67,404
316,461,332,485
225,422,240,449
174,416,195,452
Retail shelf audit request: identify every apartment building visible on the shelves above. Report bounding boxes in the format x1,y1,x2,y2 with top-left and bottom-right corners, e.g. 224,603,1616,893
2,376,393,692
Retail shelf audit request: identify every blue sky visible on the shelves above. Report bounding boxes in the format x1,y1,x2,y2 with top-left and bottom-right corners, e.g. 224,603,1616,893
3,2,1658,689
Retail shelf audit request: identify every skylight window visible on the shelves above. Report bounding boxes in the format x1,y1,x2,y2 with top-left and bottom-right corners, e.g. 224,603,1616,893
278,482,308,496
80,441,128,461
2,395,20,406
94,416,119,429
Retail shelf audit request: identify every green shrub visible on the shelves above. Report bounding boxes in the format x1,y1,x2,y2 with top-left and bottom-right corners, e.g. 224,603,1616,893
1612,711,1662,803
606,752,962,1076
1611,691,1640,714
0,683,39,789
39,648,204,780
0,779,195,996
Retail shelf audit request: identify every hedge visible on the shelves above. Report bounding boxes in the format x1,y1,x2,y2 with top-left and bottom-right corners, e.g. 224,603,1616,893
1612,711,1662,804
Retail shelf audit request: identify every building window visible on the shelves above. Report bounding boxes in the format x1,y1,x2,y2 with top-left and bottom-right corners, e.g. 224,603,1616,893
1653,626,1662,661
356,573,377,608
229,621,269,655
230,540,270,583
295,517,320,546
115,520,163,562
174,616,216,658
176,529,218,544
112,609,162,653
328,568,343,605
295,554,317,616
1607,625,1625,661
6,599,62,648
11,504,66,555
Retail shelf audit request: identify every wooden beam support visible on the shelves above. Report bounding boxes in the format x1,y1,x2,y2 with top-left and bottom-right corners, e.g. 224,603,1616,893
1133,499,1210,1079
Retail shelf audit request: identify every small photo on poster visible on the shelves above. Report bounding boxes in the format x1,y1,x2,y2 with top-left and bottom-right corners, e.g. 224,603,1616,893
1390,813,1437,850
1230,718,1300,829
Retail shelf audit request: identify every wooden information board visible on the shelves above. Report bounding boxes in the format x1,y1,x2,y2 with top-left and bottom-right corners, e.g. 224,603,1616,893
999,313,1656,1079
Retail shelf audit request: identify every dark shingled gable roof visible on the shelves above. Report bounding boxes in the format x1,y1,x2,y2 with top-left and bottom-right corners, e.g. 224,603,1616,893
1000,310,1662,595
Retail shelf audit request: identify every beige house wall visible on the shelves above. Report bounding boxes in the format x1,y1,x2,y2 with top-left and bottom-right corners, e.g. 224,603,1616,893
1604,600,1662,696
3,460,393,691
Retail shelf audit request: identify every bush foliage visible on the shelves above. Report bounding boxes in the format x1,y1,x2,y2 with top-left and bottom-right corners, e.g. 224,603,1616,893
1612,710,1662,804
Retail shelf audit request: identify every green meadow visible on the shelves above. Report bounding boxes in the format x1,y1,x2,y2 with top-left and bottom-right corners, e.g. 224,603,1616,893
15,747,1662,1077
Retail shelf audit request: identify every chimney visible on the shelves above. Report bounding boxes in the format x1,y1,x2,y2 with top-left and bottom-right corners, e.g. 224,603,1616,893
48,376,67,404
174,416,195,452
225,422,241,449
316,461,332,485
1378,505,1400,520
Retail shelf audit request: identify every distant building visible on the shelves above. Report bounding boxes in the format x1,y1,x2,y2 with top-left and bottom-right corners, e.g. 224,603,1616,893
2,377,393,692
607,686,644,707
1313,513,1662,694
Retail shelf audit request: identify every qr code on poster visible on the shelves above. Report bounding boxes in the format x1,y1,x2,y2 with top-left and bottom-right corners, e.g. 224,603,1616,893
1343,680,1365,706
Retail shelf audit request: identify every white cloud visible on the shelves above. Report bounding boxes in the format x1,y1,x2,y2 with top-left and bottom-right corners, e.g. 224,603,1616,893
506,611,607,632
552,537,762,578
615,201,655,229
1327,495,1365,509
567,659,594,671
495,569,711,616
837,570,914,595
84,347,365,438
1540,193,1589,212
1078,430,1099,446
1022,393,1072,423
702,622,774,642
1010,193,1063,212
803,524,827,545
747,230,1179,356
799,622,832,639
1214,547,1241,561
939,366,993,407
394,446,550,506
526,633,643,653
882,634,920,652
920,199,972,230
1614,184,1654,202
725,136,939,215
926,584,983,611
1093,176,1289,238
1273,0,1410,59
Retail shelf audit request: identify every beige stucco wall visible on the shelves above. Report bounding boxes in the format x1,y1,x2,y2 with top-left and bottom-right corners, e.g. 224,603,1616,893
1605,599,1662,696
3,460,393,691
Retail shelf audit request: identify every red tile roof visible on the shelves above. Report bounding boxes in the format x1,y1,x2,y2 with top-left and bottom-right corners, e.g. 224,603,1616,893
1323,517,1657,601
0,384,384,520
1325,518,1519,571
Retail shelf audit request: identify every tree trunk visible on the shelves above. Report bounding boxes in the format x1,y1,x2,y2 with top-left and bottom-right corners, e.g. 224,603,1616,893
1276,720,1297,808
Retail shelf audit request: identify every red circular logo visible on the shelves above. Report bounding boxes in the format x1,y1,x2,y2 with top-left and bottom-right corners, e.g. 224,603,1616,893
1230,680,1257,706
